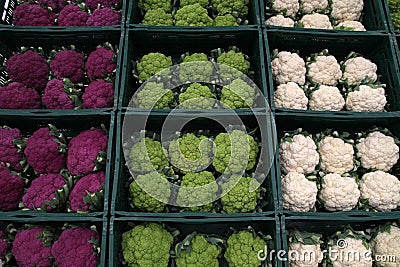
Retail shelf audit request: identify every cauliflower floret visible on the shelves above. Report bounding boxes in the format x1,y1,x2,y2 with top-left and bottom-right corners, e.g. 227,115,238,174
330,238,372,267
345,85,387,112
299,13,333,29
272,51,306,85
266,15,295,27
335,20,366,31
282,172,317,212
371,224,400,267
299,0,329,14
319,174,360,211
318,135,354,174
279,134,319,174
307,52,342,86
274,82,308,110
356,131,399,171
309,85,345,111
341,56,378,86
331,0,364,22
271,0,299,17
360,171,400,212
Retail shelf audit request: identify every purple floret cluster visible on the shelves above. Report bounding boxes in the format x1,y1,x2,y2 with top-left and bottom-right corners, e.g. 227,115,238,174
50,49,84,83
42,79,80,110
83,79,114,108
69,171,105,211
13,0,121,26
86,46,117,80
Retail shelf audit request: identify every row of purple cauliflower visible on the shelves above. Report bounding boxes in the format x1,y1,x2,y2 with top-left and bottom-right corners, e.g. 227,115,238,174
0,125,108,212
1,44,117,109
13,0,121,27
0,224,100,267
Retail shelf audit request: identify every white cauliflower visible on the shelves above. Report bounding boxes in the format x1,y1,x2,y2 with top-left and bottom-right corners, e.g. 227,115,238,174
266,15,295,27
318,135,354,174
356,131,399,172
330,238,372,267
341,56,378,86
309,85,345,111
279,133,320,174
299,13,333,29
331,0,364,22
271,0,299,17
319,174,360,211
371,224,400,267
282,172,318,212
289,231,323,267
271,51,306,85
274,82,308,110
299,0,329,14
307,52,342,86
345,85,387,112
359,171,400,212
336,21,366,31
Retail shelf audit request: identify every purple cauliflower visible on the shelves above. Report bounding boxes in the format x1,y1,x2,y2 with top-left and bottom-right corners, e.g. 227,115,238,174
35,0,66,12
86,45,116,80
12,226,54,267
51,227,99,267
86,7,121,26
22,173,70,211
66,128,108,176
0,82,41,110
6,49,49,91
69,171,105,212
42,79,81,110
57,5,89,26
24,125,66,174
85,0,120,10
0,164,24,211
82,79,114,109
13,3,56,26
0,230,10,261
0,126,24,171
50,49,84,82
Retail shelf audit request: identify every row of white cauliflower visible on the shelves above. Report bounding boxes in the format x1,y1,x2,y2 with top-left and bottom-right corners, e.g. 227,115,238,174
280,129,400,212
272,50,386,112
288,223,399,267
266,0,366,30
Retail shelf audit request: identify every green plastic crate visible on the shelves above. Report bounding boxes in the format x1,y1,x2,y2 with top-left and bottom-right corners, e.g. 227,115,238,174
264,30,400,114
0,110,115,217
0,0,127,28
281,215,400,267
274,112,400,217
382,0,400,33
0,28,124,112
126,0,260,27
109,216,282,267
0,216,107,267
118,28,270,111
260,0,388,31
111,110,277,217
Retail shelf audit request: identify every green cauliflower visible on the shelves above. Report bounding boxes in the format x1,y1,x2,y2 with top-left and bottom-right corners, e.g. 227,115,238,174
225,230,267,267
168,133,214,173
179,83,215,109
129,137,169,173
176,171,217,212
138,0,171,12
122,223,173,267
175,235,221,267
129,172,171,212
221,79,255,109
175,4,213,26
221,176,261,213
133,82,174,109
180,0,209,8
136,52,172,81
213,129,259,174
217,50,250,79
142,8,173,26
179,53,214,82
211,0,250,16
213,14,239,26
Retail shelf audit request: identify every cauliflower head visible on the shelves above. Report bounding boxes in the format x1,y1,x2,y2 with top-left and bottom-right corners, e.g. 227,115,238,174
306,51,342,86
211,0,249,16
272,51,306,85
0,126,24,171
318,135,354,174
345,85,387,112
0,82,41,110
319,174,360,211
42,79,80,110
179,83,215,109
86,7,122,26
371,224,400,267
288,230,323,267
341,56,378,86
331,0,363,22
86,46,117,81
309,85,345,111
213,14,239,26
266,15,295,27
136,52,172,82
176,235,221,267
299,13,333,29
282,172,318,212
179,53,213,82
0,163,25,211
133,82,174,109
13,3,56,26
217,50,251,79
335,21,366,31
181,0,209,8
274,82,308,110
122,223,173,267
221,78,255,109
299,0,329,14
138,0,171,12
82,79,114,109
329,237,372,267
142,8,173,26
50,49,84,83
174,4,213,26
58,5,88,26
271,0,299,17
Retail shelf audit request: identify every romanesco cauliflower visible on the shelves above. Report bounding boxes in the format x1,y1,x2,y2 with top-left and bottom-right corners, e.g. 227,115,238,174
217,50,250,76
129,137,169,173
181,0,209,8
211,0,249,16
142,8,173,26
179,53,213,82
133,82,174,109
136,52,172,81
220,79,255,109
138,0,171,12
179,83,215,109
175,4,213,26
213,14,239,26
